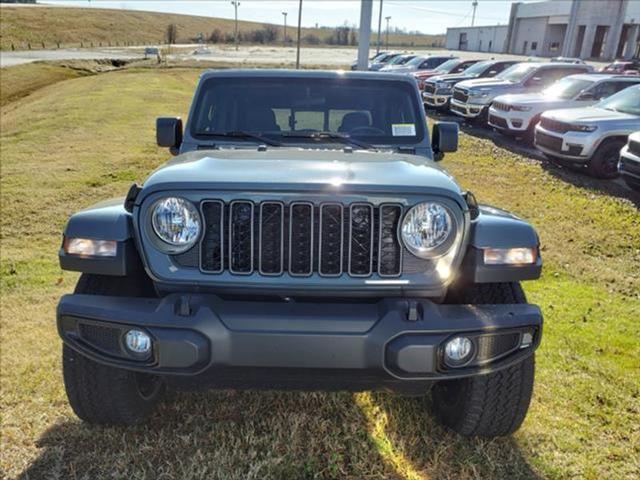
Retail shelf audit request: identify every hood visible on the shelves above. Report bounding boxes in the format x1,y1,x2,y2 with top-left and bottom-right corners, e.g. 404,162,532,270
426,73,474,84
141,148,462,199
457,78,514,90
542,106,639,123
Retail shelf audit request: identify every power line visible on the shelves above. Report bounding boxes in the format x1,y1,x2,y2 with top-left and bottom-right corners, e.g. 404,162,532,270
386,1,506,22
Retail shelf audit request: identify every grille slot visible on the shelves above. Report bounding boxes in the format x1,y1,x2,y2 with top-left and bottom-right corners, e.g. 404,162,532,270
289,202,314,276
195,200,404,278
423,83,436,95
259,202,284,275
229,201,254,274
319,203,344,276
348,204,374,276
629,138,640,156
378,204,403,277
200,201,224,272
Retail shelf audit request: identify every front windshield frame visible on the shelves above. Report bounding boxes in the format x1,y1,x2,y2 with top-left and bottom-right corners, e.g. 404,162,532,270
597,86,640,115
189,76,428,147
542,77,595,100
497,63,538,82
459,60,493,77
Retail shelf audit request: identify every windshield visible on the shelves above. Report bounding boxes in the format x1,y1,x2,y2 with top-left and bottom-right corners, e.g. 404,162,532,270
542,77,594,100
191,77,426,146
597,86,640,115
405,56,428,66
497,64,537,82
434,59,460,73
380,53,400,63
461,60,493,77
389,55,415,65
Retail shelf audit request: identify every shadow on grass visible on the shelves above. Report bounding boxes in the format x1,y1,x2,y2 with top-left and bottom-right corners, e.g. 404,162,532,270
427,109,640,209
18,389,540,479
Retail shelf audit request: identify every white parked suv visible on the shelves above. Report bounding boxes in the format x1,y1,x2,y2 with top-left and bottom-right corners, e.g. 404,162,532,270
451,62,592,122
488,74,640,141
535,85,640,178
618,131,640,190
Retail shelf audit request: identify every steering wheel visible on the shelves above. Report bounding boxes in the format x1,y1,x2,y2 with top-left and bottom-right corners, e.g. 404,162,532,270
348,126,385,136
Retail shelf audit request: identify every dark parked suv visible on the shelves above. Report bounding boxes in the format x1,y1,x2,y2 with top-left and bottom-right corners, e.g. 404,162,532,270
57,70,543,437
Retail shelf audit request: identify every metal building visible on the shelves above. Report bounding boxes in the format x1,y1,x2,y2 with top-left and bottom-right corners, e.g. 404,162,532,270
446,0,640,61
445,25,509,53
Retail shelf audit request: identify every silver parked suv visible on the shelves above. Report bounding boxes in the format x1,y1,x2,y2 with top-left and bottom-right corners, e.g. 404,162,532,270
488,74,640,141
618,131,640,190
535,85,640,178
451,62,592,122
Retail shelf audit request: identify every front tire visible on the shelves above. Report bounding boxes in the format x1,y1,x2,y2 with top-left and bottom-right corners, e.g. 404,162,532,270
587,139,625,179
63,274,163,425
432,282,535,437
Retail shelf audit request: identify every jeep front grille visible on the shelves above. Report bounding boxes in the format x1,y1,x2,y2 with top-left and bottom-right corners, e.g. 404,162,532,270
197,200,403,278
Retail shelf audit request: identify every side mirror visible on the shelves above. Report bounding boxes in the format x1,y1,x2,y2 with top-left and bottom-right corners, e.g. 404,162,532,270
527,76,543,87
431,122,459,161
156,117,183,155
578,91,595,101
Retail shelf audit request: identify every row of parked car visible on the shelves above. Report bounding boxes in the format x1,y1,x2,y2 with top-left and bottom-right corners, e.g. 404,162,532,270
366,52,640,189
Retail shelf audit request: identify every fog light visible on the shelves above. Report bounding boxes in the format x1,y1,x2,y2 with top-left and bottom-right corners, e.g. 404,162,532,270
124,329,152,356
444,336,474,367
484,247,537,265
520,331,534,349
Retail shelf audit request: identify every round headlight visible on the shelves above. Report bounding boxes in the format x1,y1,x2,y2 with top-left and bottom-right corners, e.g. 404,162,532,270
401,202,453,258
151,197,201,251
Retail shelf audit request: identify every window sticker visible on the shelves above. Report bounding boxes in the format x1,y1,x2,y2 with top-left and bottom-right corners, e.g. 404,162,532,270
392,123,416,136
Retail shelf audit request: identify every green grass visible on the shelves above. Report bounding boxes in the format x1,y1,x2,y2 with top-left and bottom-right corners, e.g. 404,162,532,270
1,66,639,479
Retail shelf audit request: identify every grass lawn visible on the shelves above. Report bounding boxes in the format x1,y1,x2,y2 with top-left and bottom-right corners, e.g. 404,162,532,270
1,66,639,479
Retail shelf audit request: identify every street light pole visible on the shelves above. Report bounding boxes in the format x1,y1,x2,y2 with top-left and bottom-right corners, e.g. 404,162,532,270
376,0,383,55
357,0,373,71
385,16,391,50
282,12,288,46
231,1,240,51
295,0,303,68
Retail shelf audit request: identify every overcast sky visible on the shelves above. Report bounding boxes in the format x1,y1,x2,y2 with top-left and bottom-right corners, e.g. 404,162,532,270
42,0,517,35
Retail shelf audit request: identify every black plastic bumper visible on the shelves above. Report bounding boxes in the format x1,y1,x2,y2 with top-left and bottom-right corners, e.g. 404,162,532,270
57,293,542,384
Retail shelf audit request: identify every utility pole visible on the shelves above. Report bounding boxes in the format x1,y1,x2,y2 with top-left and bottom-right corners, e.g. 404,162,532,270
385,16,391,49
231,1,240,51
471,0,478,27
376,0,384,55
296,0,303,68
357,0,373,70
282,12,288,46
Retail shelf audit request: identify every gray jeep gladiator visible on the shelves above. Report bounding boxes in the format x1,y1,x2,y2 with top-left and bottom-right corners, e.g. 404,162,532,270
57,70,543,437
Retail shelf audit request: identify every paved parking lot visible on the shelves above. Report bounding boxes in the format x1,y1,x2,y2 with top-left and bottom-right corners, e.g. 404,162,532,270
1,43,611,68
425,108,639,201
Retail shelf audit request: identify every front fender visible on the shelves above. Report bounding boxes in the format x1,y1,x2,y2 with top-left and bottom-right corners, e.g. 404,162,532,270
59,198,142,276
461,205,542,283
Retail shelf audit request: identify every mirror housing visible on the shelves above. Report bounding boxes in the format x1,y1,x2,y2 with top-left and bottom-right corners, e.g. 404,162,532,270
431,122,459,161
156,117,183,155
578,90,595,101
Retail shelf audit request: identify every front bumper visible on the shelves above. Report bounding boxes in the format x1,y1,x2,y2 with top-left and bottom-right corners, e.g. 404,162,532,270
619,145,640,181
534,125,598,161
450,98,488,118
423,91,451,108
487,107,532,133
58,293,542,385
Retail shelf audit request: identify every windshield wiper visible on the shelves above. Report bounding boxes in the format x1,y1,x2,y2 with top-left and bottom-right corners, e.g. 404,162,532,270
279,131,376,150
196,131,282,146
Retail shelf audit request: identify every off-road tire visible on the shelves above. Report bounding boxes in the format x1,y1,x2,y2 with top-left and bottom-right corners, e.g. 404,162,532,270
587,139,625,179
63,274,163,425
432,282,535,437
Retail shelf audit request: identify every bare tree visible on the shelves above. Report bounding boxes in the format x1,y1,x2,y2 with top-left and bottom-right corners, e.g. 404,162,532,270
166,24,178,44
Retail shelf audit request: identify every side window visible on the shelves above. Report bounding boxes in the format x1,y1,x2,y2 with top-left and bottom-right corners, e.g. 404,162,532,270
612,81,640,94
592,81,618,100
452,61,473,73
